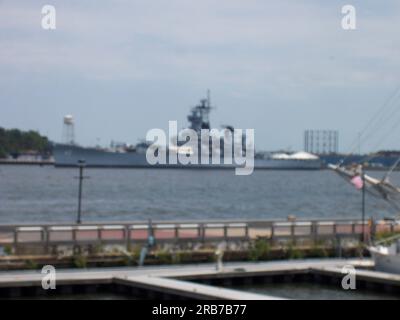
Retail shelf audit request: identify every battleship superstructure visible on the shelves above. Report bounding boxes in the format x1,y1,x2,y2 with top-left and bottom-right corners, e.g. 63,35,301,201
53,95,321,170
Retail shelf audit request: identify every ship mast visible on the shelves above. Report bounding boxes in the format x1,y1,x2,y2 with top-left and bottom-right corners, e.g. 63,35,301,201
187,90,213,133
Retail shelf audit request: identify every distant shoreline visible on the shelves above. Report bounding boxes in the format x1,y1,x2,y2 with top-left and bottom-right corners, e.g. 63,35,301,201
0,160,54,166
1,161,400,171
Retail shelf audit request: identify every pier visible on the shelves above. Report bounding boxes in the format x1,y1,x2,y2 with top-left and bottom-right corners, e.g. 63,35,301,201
1,258,400,299
0,218,398,299
0,259,378,299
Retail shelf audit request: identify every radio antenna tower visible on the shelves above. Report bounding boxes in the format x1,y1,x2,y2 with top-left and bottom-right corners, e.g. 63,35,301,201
63,115,75,145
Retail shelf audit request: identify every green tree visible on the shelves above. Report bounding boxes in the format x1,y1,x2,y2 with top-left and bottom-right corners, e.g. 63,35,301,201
0,127,51,158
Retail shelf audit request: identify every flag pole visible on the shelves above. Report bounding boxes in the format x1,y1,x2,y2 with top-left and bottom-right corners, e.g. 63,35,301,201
361,165,366,243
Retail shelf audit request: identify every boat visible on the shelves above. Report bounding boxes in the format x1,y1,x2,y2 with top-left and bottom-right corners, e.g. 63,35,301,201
368,239,400,274
53,95,321,170
329,163,400,273
328,164,400,208
320,153,400,170
326,84,400,273
53,143,322,170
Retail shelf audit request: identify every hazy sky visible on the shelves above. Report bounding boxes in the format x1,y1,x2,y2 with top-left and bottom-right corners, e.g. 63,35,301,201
1,0,400,152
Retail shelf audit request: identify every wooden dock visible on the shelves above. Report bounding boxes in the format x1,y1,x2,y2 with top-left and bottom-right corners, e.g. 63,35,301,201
311,266,400,288
0,258,378,299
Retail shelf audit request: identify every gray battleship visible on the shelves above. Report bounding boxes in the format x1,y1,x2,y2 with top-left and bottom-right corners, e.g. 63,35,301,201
53,95,321,170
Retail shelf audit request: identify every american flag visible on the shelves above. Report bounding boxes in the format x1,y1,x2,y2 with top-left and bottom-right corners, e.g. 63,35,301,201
351,175,364,190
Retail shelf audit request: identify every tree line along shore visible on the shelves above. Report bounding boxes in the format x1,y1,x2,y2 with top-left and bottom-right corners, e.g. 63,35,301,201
0,127,51,159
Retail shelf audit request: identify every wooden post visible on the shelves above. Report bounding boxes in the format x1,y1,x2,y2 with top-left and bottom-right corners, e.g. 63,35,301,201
13,228,18,255
43,226,49,255
97,228,102,246
290,222,295,241
311,221,318,244
174,226,179,242
125,225,130,251
200,224,205,242
271,223,275,246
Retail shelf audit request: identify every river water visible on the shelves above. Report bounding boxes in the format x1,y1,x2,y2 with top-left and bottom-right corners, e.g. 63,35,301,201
0,165,397,224
230,282,400,300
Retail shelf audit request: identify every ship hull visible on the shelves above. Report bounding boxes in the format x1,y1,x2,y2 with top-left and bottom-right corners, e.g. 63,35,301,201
369,247,400,274
53,144,322,170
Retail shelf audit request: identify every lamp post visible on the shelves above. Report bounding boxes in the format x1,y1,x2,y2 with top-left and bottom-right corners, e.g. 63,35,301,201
76,159,86,224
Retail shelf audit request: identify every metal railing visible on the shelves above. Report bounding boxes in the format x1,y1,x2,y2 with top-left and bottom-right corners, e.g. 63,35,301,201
0,218,398,254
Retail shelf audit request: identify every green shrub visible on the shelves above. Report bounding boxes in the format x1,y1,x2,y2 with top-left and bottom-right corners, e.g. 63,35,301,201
154,250,172,264
25,259,38,270
171,252,182,264
129,245,142,260
248,238,271,261
309,244,329,258
3,245,12,255
122,255,133,266
286,242,304,260
73,255,87,268
91,244,103,255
